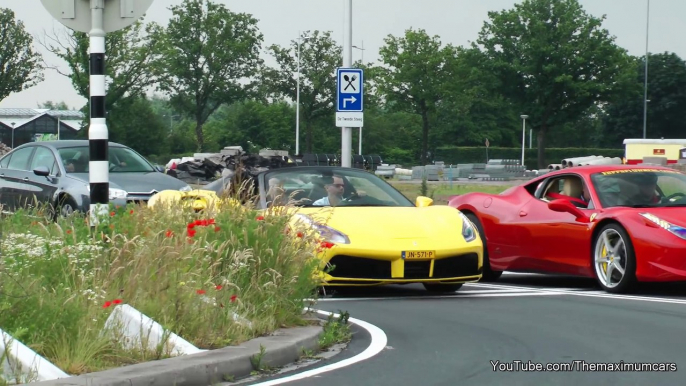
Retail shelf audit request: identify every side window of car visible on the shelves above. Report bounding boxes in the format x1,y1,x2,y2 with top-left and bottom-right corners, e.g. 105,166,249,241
7,147,35,171
29,146,58,176
0,154,10,168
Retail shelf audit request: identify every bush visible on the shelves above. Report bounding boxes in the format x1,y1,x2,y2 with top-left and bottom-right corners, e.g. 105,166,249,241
0,199,320,376
435,146,625,168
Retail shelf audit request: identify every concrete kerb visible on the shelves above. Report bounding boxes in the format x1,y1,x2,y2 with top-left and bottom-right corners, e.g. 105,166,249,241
31,314,328,386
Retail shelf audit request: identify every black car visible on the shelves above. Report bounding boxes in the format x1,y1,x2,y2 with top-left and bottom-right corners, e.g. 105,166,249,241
0,140,191,217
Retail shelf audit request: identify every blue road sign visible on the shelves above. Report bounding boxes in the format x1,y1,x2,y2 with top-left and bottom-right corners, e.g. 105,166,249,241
337,68,363,112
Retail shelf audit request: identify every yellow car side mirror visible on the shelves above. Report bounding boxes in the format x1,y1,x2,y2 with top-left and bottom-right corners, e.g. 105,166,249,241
415,196,433,207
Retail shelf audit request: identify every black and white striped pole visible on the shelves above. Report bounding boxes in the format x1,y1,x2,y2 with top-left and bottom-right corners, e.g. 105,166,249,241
88,0,109,223
41,0,155,224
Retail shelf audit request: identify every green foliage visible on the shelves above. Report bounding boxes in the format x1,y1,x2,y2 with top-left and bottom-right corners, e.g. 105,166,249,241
148,0,264,152
435,146,624,168
375,28,458,165
318,311,352,350
0,201,320,374
0,8,44,102
262,30,341,154
473,0,634,168
39,19,158,121
602,52,686,146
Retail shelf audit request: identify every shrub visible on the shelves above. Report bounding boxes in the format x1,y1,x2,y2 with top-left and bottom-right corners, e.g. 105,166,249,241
0,199,321,375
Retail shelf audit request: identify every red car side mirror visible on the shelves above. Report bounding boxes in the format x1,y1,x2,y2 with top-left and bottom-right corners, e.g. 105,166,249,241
547,199,590,223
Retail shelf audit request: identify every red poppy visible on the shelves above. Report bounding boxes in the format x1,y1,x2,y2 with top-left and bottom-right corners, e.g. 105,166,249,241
110,211,115,217
215,285,223,290
320,241,334,249
230,295,237,302
214,226,221,232
195,220,203,226
187,223,196,229
66,229,72,234
129,210,134,214
297,232,304,238
208,219,216,224
113,299,122,304
256,215,265,221
165,230,174,238
103,301,112,308
187,229,196,237
196,289,206,295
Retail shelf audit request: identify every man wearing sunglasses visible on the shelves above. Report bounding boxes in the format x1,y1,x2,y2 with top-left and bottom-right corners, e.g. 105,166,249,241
313,175,346,206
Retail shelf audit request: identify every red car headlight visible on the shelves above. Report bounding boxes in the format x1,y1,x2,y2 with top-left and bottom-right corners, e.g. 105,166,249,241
640,213,686,240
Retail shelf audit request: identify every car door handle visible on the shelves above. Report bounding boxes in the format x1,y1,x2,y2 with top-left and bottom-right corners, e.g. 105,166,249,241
519,211,527,217
23,177,29,181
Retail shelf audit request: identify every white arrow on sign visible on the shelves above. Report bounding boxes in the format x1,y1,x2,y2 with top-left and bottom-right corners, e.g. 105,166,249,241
343,96,357,108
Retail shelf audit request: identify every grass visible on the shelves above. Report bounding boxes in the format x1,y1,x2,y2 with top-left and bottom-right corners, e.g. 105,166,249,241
387,179,514,204
0,196,323,380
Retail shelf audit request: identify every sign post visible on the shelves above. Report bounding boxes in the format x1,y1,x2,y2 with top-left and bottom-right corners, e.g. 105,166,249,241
335,68,364,128
40,0,154,224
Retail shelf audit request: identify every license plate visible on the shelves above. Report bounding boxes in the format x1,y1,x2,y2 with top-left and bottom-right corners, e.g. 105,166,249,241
402,250,435,259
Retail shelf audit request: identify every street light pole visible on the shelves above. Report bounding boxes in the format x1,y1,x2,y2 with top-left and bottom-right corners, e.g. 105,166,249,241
341,0,353,167
296,31,302,156
520,115,528,168
353,40,365,155
643,0,650,139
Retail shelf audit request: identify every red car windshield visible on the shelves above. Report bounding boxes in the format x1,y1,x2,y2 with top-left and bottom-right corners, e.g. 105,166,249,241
590,169,686,208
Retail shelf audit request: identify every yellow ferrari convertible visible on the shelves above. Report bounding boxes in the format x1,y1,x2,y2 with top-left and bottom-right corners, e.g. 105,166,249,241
149,166,483,292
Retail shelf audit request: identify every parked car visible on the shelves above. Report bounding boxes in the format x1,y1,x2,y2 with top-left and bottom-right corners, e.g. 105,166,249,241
0,140,191,217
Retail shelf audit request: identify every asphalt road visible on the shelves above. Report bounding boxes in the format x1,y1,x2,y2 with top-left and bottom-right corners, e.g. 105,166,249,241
240,273,686,386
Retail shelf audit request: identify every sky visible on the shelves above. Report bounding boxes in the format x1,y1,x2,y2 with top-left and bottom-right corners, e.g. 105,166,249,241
1,0,684,110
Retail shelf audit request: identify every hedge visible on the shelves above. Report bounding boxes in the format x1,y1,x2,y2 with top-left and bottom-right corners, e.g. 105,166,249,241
435,147,625,169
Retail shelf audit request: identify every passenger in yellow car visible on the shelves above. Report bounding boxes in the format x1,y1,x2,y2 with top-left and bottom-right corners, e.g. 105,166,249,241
313,175,345,206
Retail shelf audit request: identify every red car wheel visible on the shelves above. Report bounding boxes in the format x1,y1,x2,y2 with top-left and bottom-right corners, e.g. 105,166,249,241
592,223,637,293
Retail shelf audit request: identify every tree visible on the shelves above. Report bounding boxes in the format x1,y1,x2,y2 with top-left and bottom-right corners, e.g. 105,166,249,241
474,0,633,168
149,0,264,151
602,52,686,145
262,30,341,154
38,101,70,110
0,8,43,103
375,28,458,165
39,20,158,115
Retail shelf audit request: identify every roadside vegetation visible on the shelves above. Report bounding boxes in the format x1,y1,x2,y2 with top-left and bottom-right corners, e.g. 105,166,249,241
0,198,321,379
388,179,512,204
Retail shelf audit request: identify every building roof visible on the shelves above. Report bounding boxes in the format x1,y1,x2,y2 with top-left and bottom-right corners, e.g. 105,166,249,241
0,108,84,131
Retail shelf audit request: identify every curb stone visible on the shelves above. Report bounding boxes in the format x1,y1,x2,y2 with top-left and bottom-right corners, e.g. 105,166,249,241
32,320,325,386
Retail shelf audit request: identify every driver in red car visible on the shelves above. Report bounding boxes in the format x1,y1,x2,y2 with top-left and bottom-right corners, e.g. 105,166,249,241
629,173,660,205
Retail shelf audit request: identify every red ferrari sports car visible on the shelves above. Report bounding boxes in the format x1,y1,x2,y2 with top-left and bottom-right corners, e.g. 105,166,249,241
448,165,686,293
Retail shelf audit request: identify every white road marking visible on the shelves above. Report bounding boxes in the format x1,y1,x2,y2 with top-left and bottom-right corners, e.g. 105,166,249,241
314,291,570,302
248,309,387,385
469,282,686,305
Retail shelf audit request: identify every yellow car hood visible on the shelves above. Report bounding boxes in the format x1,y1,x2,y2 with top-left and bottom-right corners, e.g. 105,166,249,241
292,205,469,242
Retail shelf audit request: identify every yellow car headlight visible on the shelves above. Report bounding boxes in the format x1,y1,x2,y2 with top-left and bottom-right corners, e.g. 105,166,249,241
458,211,477,242
294,214,350,244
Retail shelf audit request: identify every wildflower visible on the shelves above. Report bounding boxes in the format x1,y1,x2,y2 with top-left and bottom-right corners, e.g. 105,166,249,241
214,226,221,232
297,232,303,238
113,299,122,304
215,285,223,290
165,230,174,238
187,223,196,229
66,229,72,234
230,295,237,302
103,301,112,308
256,215,264,221
129,209,134,214
187,229,197,238
110,211,115,217
196,289,206,295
